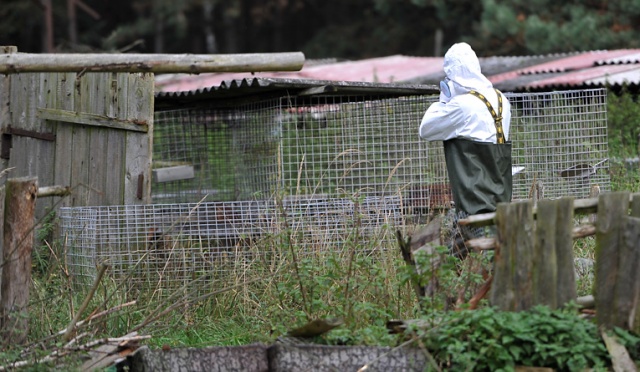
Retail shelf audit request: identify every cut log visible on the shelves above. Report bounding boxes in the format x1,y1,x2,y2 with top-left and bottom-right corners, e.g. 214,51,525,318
0,51,305,73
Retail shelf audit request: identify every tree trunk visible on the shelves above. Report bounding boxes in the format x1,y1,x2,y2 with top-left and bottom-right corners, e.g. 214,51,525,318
203,0,218,54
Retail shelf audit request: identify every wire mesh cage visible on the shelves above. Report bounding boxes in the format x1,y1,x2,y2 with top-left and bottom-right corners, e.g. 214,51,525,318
59,196,403,292
152,88,609,212
62,87,610,291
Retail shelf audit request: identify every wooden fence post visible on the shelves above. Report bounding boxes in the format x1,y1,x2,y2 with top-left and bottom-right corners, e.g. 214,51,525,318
595,191,640,333
491,197,577,311
533,197,576,309
631,196,640,334
0,176,37,345
491,200,534,311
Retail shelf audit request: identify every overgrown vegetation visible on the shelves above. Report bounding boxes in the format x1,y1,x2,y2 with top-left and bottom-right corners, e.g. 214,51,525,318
1,88,639,369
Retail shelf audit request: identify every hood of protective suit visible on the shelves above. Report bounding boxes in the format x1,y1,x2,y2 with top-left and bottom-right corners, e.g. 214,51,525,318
443,43,492,99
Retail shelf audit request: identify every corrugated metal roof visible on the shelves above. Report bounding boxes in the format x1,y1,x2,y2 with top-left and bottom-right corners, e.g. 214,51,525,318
516,50,625,74
156,55,442,93
154,77,439,108
596,52,640,65
526,64,640,89
155,49,640,100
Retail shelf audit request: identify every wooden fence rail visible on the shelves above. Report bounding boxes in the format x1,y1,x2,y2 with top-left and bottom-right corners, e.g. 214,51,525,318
0,48,305,74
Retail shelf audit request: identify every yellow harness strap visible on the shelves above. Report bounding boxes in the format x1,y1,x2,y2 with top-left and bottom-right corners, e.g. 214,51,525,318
469,89,505,144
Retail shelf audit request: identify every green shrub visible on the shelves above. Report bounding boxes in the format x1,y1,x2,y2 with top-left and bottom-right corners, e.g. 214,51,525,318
608,87,640,159
409,305,639,371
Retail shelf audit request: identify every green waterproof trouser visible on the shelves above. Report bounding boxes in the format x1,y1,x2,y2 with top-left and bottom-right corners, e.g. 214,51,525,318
443,138,513,216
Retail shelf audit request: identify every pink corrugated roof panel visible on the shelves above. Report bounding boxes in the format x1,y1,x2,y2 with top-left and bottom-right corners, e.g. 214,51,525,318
488,70,521,85
518,50,640,74
295,55,443,82
156,55,443,92
526,64,640,88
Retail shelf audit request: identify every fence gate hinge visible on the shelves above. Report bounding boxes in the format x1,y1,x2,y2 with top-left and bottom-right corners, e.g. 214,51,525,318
6,125,56,141
137,174,144,200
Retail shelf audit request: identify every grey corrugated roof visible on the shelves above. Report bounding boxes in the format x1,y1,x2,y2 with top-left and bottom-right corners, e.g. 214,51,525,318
155,77,439,109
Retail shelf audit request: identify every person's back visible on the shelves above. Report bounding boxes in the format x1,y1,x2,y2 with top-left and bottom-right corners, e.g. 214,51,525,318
419,42,512,217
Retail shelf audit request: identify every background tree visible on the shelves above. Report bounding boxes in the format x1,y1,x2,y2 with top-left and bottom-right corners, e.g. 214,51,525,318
469,0,640,55
1,0,640,57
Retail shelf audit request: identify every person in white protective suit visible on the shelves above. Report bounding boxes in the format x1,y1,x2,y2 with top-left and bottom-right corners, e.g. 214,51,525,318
419,42,512,249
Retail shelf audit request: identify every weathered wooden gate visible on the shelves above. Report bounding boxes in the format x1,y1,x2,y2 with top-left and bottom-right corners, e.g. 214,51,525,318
0,47,153,218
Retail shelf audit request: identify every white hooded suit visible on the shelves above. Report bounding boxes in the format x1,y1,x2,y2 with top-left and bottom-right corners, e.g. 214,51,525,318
419,42,513,216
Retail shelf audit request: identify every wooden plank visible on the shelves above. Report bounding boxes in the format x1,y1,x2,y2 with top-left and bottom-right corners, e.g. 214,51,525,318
513,201,534,311
533,199,558,309
554,197,577,306
6,74,32,179
37,108,148,132
103,73,128,205
92,73,109,117
106,72,118,119
69,73,92,206
105,130,125,205
491,200,534,311
7,137,36,177
0,47,12,138
123,73,153,205
153,166,195,183
86,73,109,206
595,192,630,329
0,84,8,145
10,73,39,132
630,195,640,218
52,73,77,209
0,51,306,73
88,128,107,206
34,73,57,216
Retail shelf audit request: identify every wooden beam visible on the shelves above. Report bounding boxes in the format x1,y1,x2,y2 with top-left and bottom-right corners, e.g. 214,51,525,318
37,185,71,197
153,166,195,183
466,223,597,251
459,193,640,228
0,51,305,74
38,108,148,132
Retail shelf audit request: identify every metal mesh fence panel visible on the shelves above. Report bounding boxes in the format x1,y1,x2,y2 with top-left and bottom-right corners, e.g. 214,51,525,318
152,102,281,203
508,89,609,200
59,196,403,292
61,88,610,291
151,88,609,214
